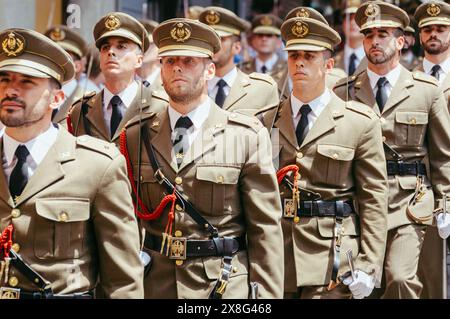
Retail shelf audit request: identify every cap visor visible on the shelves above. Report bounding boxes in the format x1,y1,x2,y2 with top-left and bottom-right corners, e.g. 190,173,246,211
0,64,51,79
253,26,281,35
158,49,210,58
216,30,235,37
419,20,450,28
284,44,326,52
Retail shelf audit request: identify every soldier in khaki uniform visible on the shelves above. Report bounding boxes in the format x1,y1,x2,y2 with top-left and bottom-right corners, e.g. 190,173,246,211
256,16,388,299
0,28,143,299
413,1,450,299
120,18,284,299
67,12,168,144
44,25,88,124
334,1,450,299
198,7,279,115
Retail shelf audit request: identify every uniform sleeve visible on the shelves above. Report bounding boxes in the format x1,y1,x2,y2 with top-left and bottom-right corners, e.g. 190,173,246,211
93,153,144,298
267,80,280,109
239,126,284,298
352,117,388,285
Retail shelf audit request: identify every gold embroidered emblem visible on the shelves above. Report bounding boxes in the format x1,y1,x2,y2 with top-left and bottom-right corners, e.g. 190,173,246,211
296,8,310,18
105,14,121,31
169,237,187,260
0,287,20,299
365,3,381,18
49,28,65,41
205,10,220,25
260,15,273,26
283,198,296,218
292,21,309,38
170,22,192,42
2,32,25,57
427,3,441,17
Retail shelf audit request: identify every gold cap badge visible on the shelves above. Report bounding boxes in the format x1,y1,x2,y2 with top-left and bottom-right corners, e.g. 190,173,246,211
292,21,309,38
105,14,121,31
260,15,273,26
170,22,192,42
2,32,25,57
365,3,381,18
205,10,220,25
427,3,441,17
49,28,65,41
296,8,310,18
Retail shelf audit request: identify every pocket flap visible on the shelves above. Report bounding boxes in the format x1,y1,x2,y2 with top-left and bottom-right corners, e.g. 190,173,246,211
202,252,248,280
395,112,428,125
196,166,240,184
396,175,417,190
36,198,90,222
317,145,355,161
317,215,360,238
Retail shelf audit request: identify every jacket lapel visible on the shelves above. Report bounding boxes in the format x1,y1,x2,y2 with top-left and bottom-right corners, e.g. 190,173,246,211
442,73,450,95
0,139,14,208
382,67,413,115
273,97,298,149
223,69,249,110
354,71,378,113
150,110,178,173
85,90,110,140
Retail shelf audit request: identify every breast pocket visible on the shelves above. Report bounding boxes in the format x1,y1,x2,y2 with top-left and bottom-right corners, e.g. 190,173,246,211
395,112,428,146
133,164,165,210
313,145,355,187
195,166,241,216
34,198,90,260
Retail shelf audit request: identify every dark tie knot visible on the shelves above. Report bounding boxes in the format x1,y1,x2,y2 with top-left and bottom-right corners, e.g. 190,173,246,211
350,53,357,61
217,79,227,89
261,65,267,73
15,145,29,162
431,65,441,77
377,77,388,88
299,104,312,116
110,95,122,107
175,116,193,130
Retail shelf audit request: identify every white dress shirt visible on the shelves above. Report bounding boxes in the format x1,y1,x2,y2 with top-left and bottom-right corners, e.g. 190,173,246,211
344,45,365,74
367,63,402,100
255,54,279,73
291,88,331,130
103,80,139,133
208,67,238,102
423,57,450,85
2,124,58,183
168,98,211,149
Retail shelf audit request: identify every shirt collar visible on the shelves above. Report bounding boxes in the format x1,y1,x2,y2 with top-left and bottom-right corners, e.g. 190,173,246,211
291,88,331,118
344,44,365,62
103,80,139,110
423,56,450,75
3,124,58,167
367,63,402,91
168,98,211,132
255,54,279,73
209,67,238,91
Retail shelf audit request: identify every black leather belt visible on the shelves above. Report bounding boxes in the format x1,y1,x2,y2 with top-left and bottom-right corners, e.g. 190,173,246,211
144,233,247,258
295,200,355,217
19,289,94,299
386,161,426,176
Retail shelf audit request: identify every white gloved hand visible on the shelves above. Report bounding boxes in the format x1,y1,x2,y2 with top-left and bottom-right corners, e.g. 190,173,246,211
436,213,450,239
342,270,375,299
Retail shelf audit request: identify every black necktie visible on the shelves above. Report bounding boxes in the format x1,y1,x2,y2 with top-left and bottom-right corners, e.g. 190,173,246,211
376,77,388,113
173,116,193,167
431,65,441,81
261,65,268,74
110,95,123,136
9,145,30,201
295,104,312,146
348,53,357,76
215,79,227,108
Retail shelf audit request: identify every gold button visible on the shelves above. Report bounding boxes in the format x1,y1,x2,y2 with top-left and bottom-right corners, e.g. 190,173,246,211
382,136,386,142
175,204,183,211
11,243,20,253
217,175,224,184
232,267,238,273
294,216,300,223
175,260,184,266
297,152,303,159
410,118,417,125
59,212,69,222
332,153,339,160
8,276,18,287
175,177,183,185
11,209,21,218
174,230,183,237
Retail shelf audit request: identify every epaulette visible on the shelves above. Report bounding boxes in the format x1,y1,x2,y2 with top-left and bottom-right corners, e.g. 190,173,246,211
412,71,439,86
345,101,375,119
151,89,169,102
228,112,262,132
248,72,276,85
70,91,96,109
124,112,158,129
76,135,118,159
334,74,357,89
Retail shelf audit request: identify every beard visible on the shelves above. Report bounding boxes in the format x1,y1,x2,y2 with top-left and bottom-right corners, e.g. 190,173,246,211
423,37,450,55
163,75,204,104
0,97,45,127
213,45,233,69
366,45,397,65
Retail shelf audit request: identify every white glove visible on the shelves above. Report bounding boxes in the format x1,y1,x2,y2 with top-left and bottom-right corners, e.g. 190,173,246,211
436,213,450,239
342,270,375,299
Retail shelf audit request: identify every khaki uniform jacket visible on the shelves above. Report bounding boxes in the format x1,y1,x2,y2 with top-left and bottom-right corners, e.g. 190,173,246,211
122,102,284,299
53,84,85,124
334,66,450,230
256,92,388,290
401,55,422,72
416,63,450,109
67,84,168,144
220,68,279,115
240,56,286,77
0,127,143,298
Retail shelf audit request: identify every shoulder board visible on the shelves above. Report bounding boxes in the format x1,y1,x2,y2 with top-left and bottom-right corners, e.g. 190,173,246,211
76,135,118,159
248,72,276,85
151,89,169,102
228,112,262,132
71,90,97,107
412,71,439,86
334,72,360,89
124,112,158,129
345,101,375,119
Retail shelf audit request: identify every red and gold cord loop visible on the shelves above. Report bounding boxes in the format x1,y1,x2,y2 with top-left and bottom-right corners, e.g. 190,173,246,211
0,224,13,258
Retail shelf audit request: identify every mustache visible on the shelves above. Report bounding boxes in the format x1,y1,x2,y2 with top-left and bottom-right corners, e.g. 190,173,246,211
0,97,26,107
426,36,441,43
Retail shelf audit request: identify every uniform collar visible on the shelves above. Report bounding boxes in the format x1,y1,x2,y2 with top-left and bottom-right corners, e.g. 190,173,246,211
209,66,238,91
290,88,331,118
255,53,279,73
168,97,211,131
367,63,402,91
103,80,139,110
3,124,58,167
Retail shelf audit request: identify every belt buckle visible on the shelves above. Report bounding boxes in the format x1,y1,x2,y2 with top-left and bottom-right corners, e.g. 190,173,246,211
169,236,187,260
283,198,296,218
0,287,20,299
